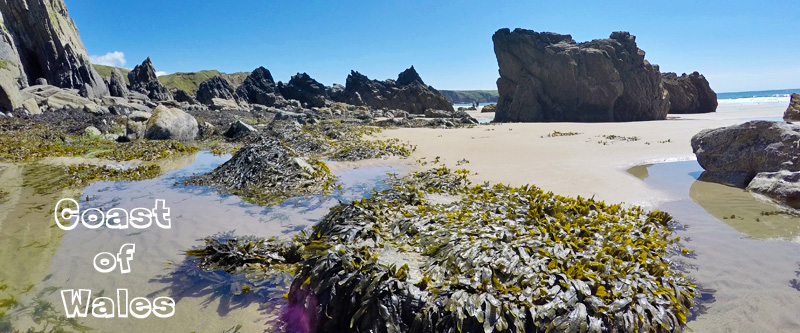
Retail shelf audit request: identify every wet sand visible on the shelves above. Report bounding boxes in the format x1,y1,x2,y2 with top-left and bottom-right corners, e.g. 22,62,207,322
379,102,800,332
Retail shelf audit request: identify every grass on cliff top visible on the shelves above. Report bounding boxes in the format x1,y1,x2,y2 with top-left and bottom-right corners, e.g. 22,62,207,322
91,64,131,85
158,70,249,94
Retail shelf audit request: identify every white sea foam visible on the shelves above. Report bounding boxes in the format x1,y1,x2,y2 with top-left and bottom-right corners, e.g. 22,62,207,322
717,95,790,105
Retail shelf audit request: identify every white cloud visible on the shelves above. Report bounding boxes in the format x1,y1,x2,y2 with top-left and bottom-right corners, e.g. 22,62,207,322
155,71,169,77
89,51,126,67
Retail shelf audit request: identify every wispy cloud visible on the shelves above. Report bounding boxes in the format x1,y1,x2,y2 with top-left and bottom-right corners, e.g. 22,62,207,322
89,51,126,67
155,71,169,77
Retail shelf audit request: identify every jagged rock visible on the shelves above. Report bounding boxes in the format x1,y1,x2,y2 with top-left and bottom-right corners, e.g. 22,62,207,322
482,103,497,113
692,120,800,187
746,170,800,209
0,0,108,99
784,93,800,121
424,109,453,118
173,89,197,104
144,104,198,141
278,72,329,108
224,120,256,139
108,67,128,98
196,76,237,105
338,66,454,114
235,66,283,106
128,57,172,101
661,72,717,114
492,29,669,122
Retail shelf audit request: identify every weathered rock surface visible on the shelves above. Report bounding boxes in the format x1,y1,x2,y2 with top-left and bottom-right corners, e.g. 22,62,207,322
0,0,108,99
482,103,497,113
128,57,172,101
492,28,669,122
235,66,282,106
196,76,237,105
692,120,800,187
22,84,104,113
784,93,800,121
661,72,717,114
144,104,198,141
339,66,454,114
108,67,128,98
746,170,800,209
278,72,329,108
173,89,197,104
223,120,256,139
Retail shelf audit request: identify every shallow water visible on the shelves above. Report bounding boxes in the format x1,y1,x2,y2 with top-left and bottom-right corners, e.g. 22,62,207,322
630,161,800,331
0,152,402,332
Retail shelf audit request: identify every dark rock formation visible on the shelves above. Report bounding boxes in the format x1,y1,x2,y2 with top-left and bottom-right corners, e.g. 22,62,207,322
482,103,497,113
223,120,256,139
492,29,669,122
339,66,453,114
691,120,800,187
196,76,237,105
0,0,108,98
235,66,282,106
128,57,172,101
144,104,198,141
108,67,128,98
278,72,329,108
173,89,197,104
784,93,800,121
661,72,717,114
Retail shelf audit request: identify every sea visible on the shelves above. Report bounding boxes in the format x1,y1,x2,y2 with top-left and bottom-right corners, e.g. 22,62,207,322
717,88,796,106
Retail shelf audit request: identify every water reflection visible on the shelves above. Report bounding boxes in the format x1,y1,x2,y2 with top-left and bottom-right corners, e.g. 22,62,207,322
1,151,402,332
629,161,800,240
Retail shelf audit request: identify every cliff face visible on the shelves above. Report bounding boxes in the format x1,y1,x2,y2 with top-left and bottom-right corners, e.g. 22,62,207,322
661,72,717,114
0,0,108,99
492,28,669,122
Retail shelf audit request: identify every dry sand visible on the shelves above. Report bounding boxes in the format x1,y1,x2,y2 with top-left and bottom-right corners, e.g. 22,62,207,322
378,102,800,332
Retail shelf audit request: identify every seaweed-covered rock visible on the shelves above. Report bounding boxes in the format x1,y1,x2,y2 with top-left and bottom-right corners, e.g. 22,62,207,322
196,76,238,105
184,127,334,205
144,104,198,141
339,66,454,114
492,29,669,122
482,103,497,113
236,66,283,106
692,120,800,187
661,72,717,114
424,108,452,118
275,167,697,332
278,72,330,108
784,93,800,121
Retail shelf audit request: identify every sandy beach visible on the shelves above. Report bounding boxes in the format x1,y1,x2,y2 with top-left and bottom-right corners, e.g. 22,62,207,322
378,102,800,332
379,103,786,208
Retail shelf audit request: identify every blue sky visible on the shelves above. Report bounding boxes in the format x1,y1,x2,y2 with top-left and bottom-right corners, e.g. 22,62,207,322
67,0,798,93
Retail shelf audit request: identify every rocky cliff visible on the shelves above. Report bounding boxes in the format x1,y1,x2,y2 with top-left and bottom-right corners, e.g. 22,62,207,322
440,90,499,104
492,28,669,122
0,0,108,100
339,66,453,114
661,72,717,114
128,57,172,101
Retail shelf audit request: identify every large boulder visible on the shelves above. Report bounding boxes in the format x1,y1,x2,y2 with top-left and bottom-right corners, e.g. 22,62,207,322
144,104,198,141
691,121,800,187
0,0,108,99
128,57,172,101
278,72,329,108
108,67,128,98
338,66,454,114
235,66,283,106
196,76,237,105
492,29,669,122
784,93,800,121
661,72,717,114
